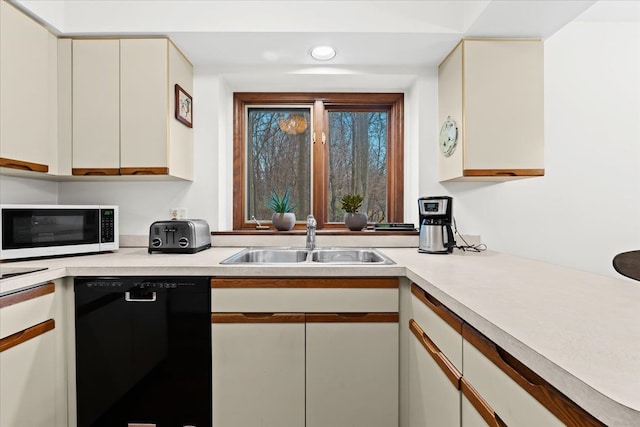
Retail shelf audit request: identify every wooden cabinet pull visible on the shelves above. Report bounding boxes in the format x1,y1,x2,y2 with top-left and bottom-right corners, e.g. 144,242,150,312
0,157,48,173
461,378,507,427
120,167,169,175
72,168,119,176
409,319,461,388
0,282,54,309
211,313,305,323
411,283,463,333
306,312,399,323
0,319,55,353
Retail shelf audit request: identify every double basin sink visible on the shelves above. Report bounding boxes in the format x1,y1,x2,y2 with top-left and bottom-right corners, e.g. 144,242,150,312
221,247,395,265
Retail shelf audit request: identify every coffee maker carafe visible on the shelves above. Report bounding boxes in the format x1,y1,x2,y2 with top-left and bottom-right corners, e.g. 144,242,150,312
418,196,455,254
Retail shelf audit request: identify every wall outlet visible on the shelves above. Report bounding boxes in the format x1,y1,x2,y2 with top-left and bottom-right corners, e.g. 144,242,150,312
170,208,187,220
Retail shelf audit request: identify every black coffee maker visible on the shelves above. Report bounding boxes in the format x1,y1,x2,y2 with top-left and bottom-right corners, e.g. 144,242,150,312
418,196,455,254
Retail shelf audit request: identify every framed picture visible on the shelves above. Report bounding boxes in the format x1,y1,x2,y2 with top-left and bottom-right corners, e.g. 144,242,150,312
175,84,193,128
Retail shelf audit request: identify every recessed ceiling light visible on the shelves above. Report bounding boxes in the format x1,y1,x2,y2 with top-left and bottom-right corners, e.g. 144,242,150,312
310,46,336,61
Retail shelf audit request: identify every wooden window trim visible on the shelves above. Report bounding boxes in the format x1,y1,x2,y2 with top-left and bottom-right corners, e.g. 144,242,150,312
233,92,404,230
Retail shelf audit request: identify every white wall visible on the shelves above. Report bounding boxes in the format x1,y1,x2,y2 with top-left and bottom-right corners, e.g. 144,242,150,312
418,21,640,277
2,20,637,278
0,175,58,204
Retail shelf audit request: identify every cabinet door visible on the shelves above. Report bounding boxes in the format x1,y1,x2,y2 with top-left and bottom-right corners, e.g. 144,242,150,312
120,39,169,173
411,283,463,371
464,40,544,172
408,319,461,427
211,314,306,427
72,39,120,174
306,313,399,427
0,320,56,427
0,1,52,172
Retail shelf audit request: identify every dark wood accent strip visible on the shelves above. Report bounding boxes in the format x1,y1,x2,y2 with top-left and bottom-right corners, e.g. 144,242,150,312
72,168,120,176
0,319,55,353
462,323,605,427
212,313,305,323
411,283,463,334
120,167,169,175
463,169,545,177
211,277,399,289
305,312,399,323
409,319,462,389
0,282,55,309
461,377,508,427
0,157,48,173
387,93,404,222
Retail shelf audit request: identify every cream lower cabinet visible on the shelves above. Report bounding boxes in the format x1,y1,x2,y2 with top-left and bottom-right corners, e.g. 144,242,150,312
409,283,604,427
211,277,399,427
409,319,461,426
0,1,57,174
461,324,604,427
306,315,399,427
0,282,58,427
211,314,306,427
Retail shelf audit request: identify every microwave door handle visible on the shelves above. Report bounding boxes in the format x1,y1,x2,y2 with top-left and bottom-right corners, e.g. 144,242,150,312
125,292,157,302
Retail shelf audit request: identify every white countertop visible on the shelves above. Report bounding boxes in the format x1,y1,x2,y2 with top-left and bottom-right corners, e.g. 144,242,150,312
1,246,638,426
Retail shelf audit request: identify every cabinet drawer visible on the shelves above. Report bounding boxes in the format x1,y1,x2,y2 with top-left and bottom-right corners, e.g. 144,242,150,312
410,283,463,371
0,283,55,339
212,288,397,312
211,278,399,312
408,319,461,427
462,324,604,427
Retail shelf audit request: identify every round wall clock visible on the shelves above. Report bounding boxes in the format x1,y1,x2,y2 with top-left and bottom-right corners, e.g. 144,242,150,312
439,116,458,157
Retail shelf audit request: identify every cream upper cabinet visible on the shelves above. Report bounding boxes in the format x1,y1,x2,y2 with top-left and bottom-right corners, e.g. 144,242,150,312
0,1,57,174
438,39,544,182
72,39,121,174
72,38,193,179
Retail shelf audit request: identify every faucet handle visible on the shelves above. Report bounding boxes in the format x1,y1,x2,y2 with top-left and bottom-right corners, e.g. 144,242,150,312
306,214,317,227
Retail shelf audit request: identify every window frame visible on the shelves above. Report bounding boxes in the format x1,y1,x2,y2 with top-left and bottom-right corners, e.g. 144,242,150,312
233,92,404,230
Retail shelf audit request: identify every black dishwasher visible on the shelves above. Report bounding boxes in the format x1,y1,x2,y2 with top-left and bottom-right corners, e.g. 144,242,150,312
74,277,211,427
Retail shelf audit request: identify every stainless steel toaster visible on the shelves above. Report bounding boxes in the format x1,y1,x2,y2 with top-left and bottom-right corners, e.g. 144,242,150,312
148,219,211,254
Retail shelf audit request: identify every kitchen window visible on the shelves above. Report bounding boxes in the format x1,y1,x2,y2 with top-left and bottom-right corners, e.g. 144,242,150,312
233,93,404,230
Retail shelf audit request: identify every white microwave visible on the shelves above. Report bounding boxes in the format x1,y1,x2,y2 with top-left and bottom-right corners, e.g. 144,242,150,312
0,204,119,260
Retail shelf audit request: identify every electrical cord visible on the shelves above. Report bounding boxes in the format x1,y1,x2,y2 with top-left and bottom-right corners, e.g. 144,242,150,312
452,217,487,253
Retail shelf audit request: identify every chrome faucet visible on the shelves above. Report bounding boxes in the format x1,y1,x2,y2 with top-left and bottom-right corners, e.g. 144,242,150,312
306,215,317,250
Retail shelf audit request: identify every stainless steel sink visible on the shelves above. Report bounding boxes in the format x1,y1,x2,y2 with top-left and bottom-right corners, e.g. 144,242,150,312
220,247,394,265
310,248,394,264
221,248,309,264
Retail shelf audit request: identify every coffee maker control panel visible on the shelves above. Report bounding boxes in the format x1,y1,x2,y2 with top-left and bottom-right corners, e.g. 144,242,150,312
419,198,448,216
418,196,452,225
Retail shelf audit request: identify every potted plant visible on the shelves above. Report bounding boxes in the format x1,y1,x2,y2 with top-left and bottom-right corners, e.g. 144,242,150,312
268,186,297,231
340,194,368,231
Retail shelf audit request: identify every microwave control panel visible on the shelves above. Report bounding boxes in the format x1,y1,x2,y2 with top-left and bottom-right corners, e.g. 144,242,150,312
100,208,115,243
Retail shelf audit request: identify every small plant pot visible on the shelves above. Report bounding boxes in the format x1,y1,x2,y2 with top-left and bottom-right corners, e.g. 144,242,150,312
272,212,296,231
344,212,368,231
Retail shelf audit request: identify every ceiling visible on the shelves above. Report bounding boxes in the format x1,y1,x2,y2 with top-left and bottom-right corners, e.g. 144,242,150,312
15,0,629,69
